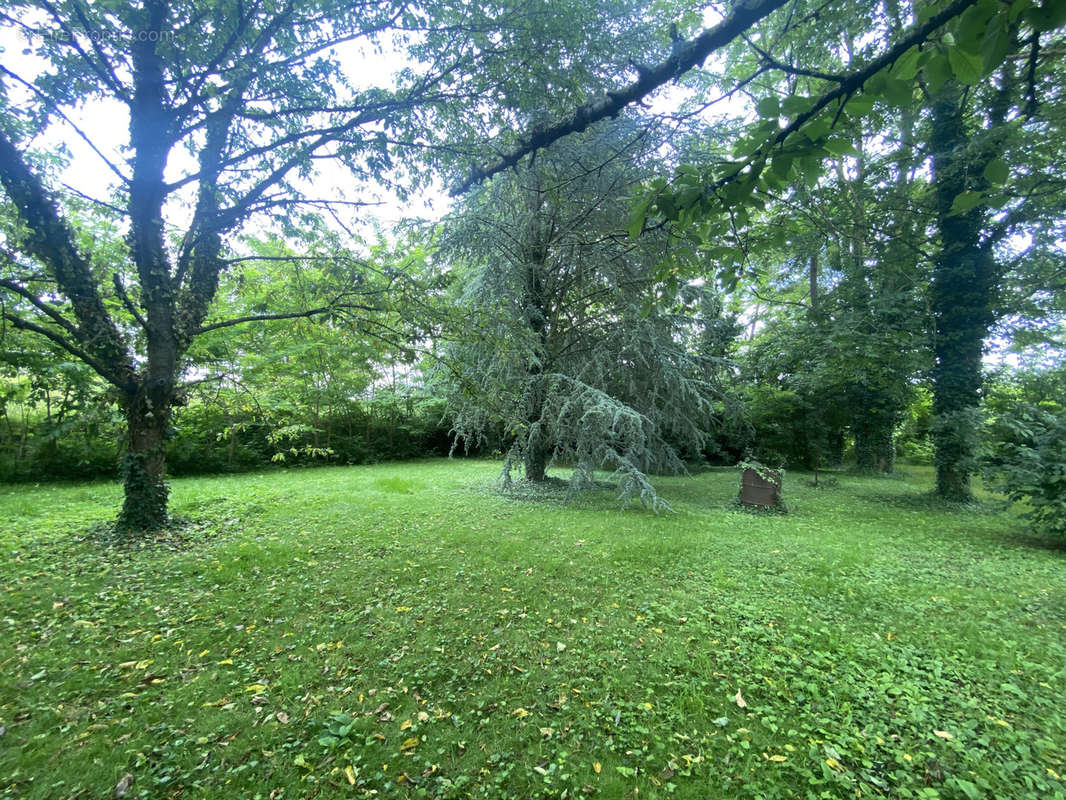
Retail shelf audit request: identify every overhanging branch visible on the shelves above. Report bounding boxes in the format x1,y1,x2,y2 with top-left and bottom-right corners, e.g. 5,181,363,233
450,0,792,195
192,305,371,335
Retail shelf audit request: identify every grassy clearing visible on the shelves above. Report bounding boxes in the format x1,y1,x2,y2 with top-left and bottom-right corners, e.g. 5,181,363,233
1,460,1064,799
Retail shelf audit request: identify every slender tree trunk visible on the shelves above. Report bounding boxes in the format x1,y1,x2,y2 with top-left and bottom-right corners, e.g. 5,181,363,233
519,181,554,483
118,390,172,531
829,430,845,467
523,373,550,482
874,420,896,474
808,253,818,316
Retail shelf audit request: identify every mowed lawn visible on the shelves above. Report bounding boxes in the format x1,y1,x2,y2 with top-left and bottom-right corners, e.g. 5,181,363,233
1,460,1064,800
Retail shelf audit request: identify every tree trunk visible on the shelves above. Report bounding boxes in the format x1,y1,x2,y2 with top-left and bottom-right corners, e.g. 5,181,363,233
118,391,172,532
854,423,876,473
854,412,896,474
829,430,845,467
874,423,896,474
524,442,549,482
929,84,1000,501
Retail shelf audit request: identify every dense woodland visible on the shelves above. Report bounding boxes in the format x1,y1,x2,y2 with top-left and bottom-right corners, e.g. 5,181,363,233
0,0,1063,533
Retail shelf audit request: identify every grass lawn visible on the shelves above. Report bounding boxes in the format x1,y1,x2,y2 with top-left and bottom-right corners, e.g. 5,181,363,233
1,460,1064,799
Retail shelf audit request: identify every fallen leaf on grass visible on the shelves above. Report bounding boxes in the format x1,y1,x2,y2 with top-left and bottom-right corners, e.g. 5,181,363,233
933,730,954,740
114,774,133,797
400,736,419,751
735,689,747,708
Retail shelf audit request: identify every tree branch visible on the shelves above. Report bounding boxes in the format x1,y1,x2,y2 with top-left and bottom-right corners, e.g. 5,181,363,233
193,306,354,335
0,130,134,386
2,311,121,384
0,276,83,341
767,0,978,153
449,0,792,195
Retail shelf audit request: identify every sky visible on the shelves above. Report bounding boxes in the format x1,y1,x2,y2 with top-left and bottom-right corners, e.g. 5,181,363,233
0,15,453,253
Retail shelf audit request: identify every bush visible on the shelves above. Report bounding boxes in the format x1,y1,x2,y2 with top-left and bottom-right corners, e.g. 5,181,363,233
983,402,1066,537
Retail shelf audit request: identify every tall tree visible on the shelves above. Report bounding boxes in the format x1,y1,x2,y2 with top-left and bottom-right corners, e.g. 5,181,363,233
439,122,728,508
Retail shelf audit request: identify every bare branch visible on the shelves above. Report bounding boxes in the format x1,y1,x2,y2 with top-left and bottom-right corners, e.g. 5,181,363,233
193,305,370,335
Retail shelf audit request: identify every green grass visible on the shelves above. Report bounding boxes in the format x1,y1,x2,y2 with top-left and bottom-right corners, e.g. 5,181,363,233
1,460,1064,799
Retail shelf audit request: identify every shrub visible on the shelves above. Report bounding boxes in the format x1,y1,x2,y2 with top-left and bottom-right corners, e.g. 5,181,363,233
983,401,1066,537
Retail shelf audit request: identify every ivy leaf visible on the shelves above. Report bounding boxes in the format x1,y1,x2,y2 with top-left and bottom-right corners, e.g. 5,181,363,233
844,94,876,117
781,95,810,117
627,197,651,239
1025,1,1066,32
823,138,859,157
983,158,1009,185
947,47,984,85
756,95,780,118
882,78,914,108
890,47,922,80
950,190,985,216
924,53,954,93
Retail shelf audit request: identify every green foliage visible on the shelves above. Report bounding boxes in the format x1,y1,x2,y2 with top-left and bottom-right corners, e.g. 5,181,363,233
439,122,734,508
116,450,169,532
932,407,985,495
1,461,1064,798
984,401,1066,537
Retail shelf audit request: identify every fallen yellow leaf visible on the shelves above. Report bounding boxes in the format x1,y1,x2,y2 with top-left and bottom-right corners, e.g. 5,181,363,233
400,719,412,731
933,730,953,740
344,765,356,785
825,757,843,771
400,736,419,751
768,755,787,762
593,762,601,774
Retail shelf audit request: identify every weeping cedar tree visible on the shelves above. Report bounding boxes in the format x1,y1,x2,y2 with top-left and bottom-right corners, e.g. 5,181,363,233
0,0,659,532
438,123,734,509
